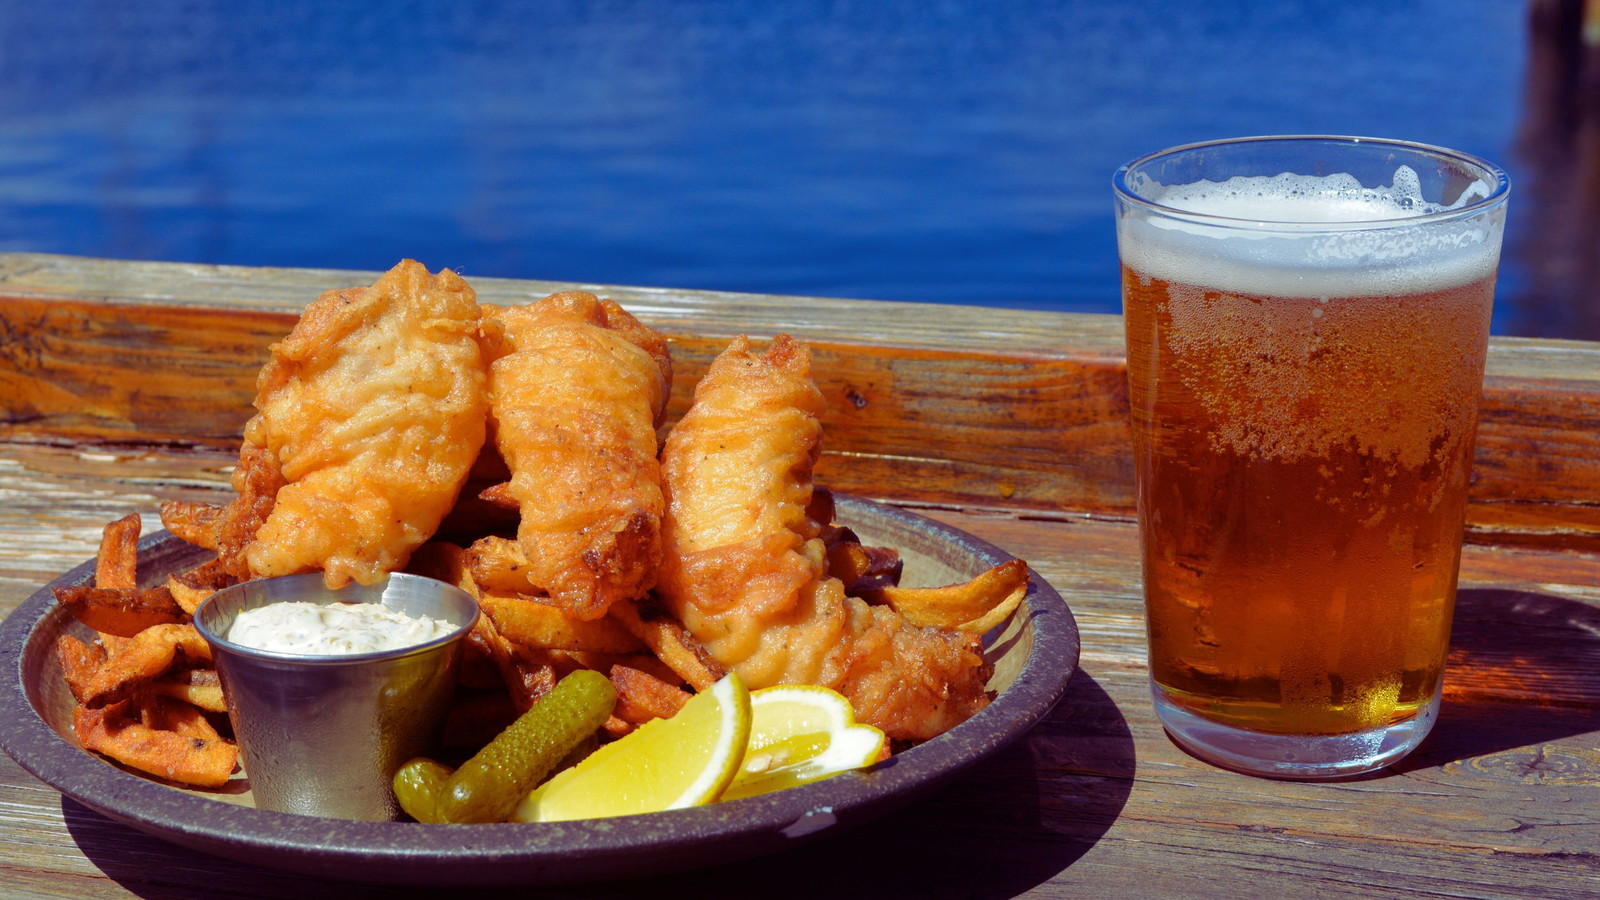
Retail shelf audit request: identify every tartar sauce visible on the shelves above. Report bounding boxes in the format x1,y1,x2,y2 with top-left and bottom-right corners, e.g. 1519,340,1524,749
227,601,456,656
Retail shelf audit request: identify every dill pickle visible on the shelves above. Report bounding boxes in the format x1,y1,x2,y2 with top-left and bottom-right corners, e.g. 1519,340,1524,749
393,757,455,823
434,668,616,824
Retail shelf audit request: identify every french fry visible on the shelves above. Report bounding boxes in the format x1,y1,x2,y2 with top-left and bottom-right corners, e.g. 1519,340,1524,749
137,692,222,739
471,613,557,712
462,536,543,596
155,500,226,552
825,538,904,593
148,667,227,714
609,664,690,725
55,634,107,704
411,539,645,655
456,621,510,691
164,573,217,616
53,585,187,638
436,481,522,541
73,699,237,788
950,582,1028,635
80,624,212,709
557,651,681,687
95,513,141,590
504,650,559,712
480,594,645,656
609,600,725,692
859,558,1030,633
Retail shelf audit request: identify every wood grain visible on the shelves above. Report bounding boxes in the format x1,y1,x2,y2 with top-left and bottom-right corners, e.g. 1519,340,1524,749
3,253,1597,548
0,254,1595,899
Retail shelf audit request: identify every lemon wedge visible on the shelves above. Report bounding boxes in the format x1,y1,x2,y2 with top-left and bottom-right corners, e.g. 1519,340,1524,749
512,671,751,822
719,684,886,802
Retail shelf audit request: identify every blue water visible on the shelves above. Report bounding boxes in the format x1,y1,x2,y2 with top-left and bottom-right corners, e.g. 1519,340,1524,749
2,1,1574,336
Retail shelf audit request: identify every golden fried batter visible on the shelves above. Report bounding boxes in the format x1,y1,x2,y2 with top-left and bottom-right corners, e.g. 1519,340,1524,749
243,259,490,587
466,292,671,620
656,334,990,742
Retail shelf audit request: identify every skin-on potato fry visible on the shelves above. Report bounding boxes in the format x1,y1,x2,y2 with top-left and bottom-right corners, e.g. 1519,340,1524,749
80,624,212,709
409,537,645,675
556,651,681,688
148,667,228,714
55,634,106,704
608,600,726,692
163,558,236,616
455,620,512,691
480,594,645,656
857,558,1030,633
824,536,905,594
469,613,558,713
52,585,187,638
57,512,184,636
951,583,1028,636
95,513,141,590
136,692,220,738
73,699,237,788
403,540,477,589
609,664,690,725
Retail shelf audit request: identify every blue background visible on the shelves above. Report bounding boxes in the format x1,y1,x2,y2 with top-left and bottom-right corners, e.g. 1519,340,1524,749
4,1,1574,335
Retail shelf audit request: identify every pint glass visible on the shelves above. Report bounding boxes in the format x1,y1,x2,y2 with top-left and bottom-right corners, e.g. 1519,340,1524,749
1112,137,1510,778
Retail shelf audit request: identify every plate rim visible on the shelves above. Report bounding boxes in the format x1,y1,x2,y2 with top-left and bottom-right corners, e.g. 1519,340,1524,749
0,494,1080,886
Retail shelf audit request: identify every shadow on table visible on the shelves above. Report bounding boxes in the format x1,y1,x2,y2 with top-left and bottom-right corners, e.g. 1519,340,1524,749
600,669,1136,900
63,671,1134,900
1396,586,1600,773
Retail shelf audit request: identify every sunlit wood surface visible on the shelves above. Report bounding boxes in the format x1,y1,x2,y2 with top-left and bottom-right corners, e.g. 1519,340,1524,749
0,254,1595,900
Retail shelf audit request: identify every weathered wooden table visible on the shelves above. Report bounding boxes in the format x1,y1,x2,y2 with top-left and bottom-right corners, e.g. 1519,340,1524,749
0,254,1595,899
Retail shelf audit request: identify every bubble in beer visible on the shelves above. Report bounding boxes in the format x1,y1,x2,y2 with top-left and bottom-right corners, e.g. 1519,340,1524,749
1123,167,1503,302
1117,168,1499,471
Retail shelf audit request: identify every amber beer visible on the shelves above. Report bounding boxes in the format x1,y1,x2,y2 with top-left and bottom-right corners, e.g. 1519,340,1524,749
1124,266,1493,735
1114,138,1509,778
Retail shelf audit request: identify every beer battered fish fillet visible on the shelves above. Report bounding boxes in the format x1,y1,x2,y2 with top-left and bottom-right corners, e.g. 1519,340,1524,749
465,293,672,620
656,334,990,743
242,259,490,587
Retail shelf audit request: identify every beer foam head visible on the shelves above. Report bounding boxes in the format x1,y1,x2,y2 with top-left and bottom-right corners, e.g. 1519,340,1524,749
1118,168,1505,298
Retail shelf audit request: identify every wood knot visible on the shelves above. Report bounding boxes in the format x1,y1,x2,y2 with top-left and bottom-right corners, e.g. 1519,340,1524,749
1457,745,1600,786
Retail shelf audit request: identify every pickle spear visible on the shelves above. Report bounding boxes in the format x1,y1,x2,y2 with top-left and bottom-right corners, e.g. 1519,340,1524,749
432,668,616,824
393,757,454,824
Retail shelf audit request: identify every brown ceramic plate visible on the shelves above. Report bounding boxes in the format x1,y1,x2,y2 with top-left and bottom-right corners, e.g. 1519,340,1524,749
0,495,1079,887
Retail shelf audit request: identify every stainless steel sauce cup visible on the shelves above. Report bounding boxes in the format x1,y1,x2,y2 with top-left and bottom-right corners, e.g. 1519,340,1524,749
194,572,479,821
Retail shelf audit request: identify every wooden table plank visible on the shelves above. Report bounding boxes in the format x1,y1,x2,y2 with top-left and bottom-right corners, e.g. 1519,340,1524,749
0,498,1594,898
3,252,1599,546
0,255,1596,899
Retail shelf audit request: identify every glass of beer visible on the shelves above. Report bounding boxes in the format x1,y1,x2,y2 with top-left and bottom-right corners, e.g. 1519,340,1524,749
1113,136,1510,778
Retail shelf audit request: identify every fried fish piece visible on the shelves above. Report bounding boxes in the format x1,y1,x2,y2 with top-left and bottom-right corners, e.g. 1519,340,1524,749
656,334,990,743
243,259,490,587
160,444,286,582
465,293,671,620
